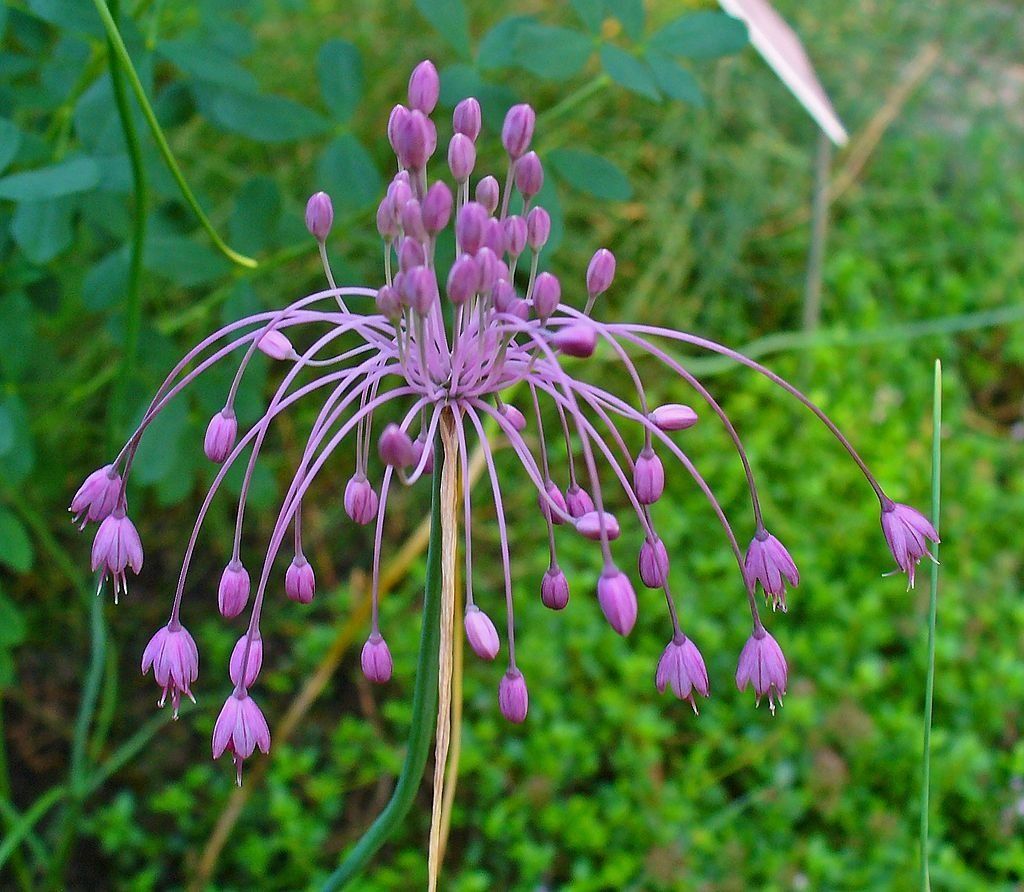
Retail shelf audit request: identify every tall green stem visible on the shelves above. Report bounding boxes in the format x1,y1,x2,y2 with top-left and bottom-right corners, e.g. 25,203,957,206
90,0,257,269
919,359,942,891
322,421,450,890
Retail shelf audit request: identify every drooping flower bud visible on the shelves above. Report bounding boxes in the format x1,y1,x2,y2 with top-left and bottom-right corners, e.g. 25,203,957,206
212,691,270,786
575,511,621,541
540,566,569,610
464,605,500,660
515,151,543,198
498,668,529,723
142,623,199,718
91,509,144,603
70,464,122,528
744,530,799,611
304,191,333,242
456,202,488,254
411,435,434,474
257,329,296,361
218,559,250,618
531,271,561,321
452,97,482,141
880,500,939,589
407,60,440,114
204,409,237,464
735,629,787,714
229,632,263,687
501,103,536,159
538,480,567,524
552,323,596,358
597,568,637,636
475,176,500,214
447,255,479,305
395,109,431,169
656,635,710,713
344,475,379,525
586,248,616,297
361,633,393,683
285,555,316,604
564,485,594,519
638,537,669,588
378,423,416,467
447,133,476,182
650,404,698,431
633,448,664,504
503,215,527,258
501,403,527,432
376,284,402,320
526,206,550,251
421,181,453,233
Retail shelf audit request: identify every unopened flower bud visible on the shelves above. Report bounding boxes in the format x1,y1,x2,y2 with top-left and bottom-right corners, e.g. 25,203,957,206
376,195,398,240
501,403,526,432
526,206,550,251
531,271,560,321
387,175,412,213
464,605,500,660
229,633,263,687
400,199,426,242
638,537,669,588
285,555,315,604
411,436,434,474
475,247,501,293
379,423,416,467
204,409,237,464
492,280,517,314
447,255,479,305
633,448,664,504
447,133,476,182
507,298,529,320
650,404,698,431
502,103,536,159
421,181,453,233
304,191,333,242
218,560,250,619
597,568,637,636
564,485,594,518
552,323,596,358
387,105,410,156
407,60,439,114
361,632,393,683
398,235,426,272
503,215,527,258
395,109,431,169
456,202,488,254
586,248,616,297
482,218,506,255
344,475,379,525
403,265,438,314
540,566,569,610
538,480,567,524
498,668,528,723
257,330,296,361
515,151,543,198
453,97,482,141
376,284,402,320
575,511,621,541
475,176,499,214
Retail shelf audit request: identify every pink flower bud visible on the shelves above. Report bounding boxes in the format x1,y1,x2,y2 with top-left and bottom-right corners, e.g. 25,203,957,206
503,215,527,258
502,103,536,159
421,181,453,233
212,691,270,786
633,448,664,504
447,133,476,182
411,436,434,474
552,323,596,358
656,635,710,712
285,555,316,604
387,104,410,156
492,280,517,314
564,485,594,519
378,423,416,467
575,511,621,541
70,464,122,527
407,60,439,114
229,632,263,687
398,235,426,272
218,560,250,618
475,176,499,214
515,151,543,198
597,568,637,636
531,271,561,321
376,284,402,320
400,199,426,242
387,174,412,212
142,623,199,718
650,404,698,431
376,194,398,240
257,329,295,361
344,475,379,525
456,202,488,254
474,247,501,293
361,633,393,683
736,629,787,714
464,605,500,660
482,218,506,255
586,248,616,297
204,409,237,464
501,403,527,432
304,191,333,241
452,97,481,140
395,109,431,169
498,668,528,723
447,255,479,305
526,206,550,251
638,537,669,588
403,265,438,314
538,480,567,524
540,566,569,610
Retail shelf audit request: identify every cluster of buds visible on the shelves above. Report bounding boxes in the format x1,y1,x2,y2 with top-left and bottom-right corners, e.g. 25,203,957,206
70,60,937,781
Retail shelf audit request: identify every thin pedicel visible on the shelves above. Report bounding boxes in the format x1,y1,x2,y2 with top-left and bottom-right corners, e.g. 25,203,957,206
71,59,937,782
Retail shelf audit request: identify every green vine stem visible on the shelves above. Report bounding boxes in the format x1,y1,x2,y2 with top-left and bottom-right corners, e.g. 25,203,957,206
322,416,453,890
90,0,258,269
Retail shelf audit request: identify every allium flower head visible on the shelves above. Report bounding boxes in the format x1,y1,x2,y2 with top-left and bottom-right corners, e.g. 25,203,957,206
71,59,937,781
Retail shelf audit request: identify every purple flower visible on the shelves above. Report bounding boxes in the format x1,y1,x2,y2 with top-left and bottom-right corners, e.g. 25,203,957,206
218,560,250,619
229,633,263,688
498,669,529,723
881,500,939,588
304,191,333,242
285,555,315,604
212,691,271,785
91,510,143,603
407,60,439,114
70,464,121,528
638,538,669,589
633,448,665,505
586,248,616,298
735,629,788,714
564,485,595,519
597,568,637,636
650,404,698,431
452,97,481,141
344,475,378,525
501,103,535,159
361,633,393,684
656,636,710,713
204,409,237,464
464,606,500,660
257,329,295,361
141,623,199,718
744,530,799,612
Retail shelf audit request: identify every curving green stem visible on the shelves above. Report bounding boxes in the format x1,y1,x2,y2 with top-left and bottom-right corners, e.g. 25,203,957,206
90,0,258,269
322,422,448,890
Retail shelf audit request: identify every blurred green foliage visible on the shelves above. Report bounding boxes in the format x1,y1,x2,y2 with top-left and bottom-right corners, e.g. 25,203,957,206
0,0,1022,889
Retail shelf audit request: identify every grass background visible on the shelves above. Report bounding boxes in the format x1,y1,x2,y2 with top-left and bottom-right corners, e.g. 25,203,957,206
1,0,1022,888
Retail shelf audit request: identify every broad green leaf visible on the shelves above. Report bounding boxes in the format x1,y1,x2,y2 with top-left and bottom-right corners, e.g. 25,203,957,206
0,119,21,175
600,45,660,100
230,177,281,256
0,591,26,648
0,396,34,484
27,0,103,37
158,38,259,93
0,157,98,201
604,0,644,40
82,248,129,311
649,12,748,60
143,234,229,287
415,0,471,58
10,197,76,263
549,148,632,201
478,16,536,70
317,39,362,121
204,90,330,143
0,509,33,573
513,24,594,80
41,35,91,103
570,0,604,33
646,51,704,106
317,134,382,213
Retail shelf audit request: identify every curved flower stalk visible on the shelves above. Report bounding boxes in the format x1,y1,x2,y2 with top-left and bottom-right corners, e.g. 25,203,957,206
71,59,936,784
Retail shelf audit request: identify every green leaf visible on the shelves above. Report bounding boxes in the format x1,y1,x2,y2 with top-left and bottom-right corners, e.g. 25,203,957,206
82,248,129,311
0,591,27,648
27,0,103,37
414,0,470,58
649,12,748,60
202,89,330,143
478,16,536,71
570,0,604,33
0,119,22,175
230,177,281,256
646,51,704,106
10,197,76,264
316,134,383,214
0,509,33,573
317,39,362,121
158,38,259,93
549,148,632,201
513,24,594,80
143,234,229,287
604,0,644,40
0,157,98,201
600,45,660,100
0,397,33,485
0,292,36,380
0,405,12,457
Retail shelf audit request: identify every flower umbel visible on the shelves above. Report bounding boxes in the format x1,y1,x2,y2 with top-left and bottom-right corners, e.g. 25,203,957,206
71,60,935,783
